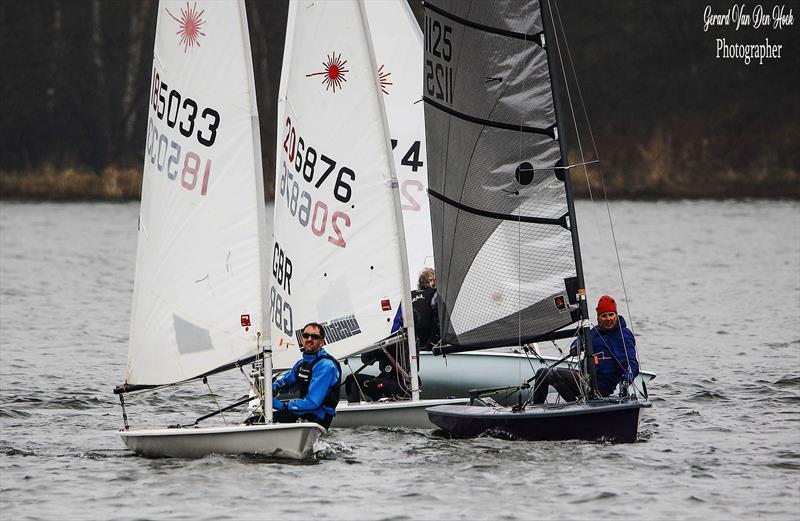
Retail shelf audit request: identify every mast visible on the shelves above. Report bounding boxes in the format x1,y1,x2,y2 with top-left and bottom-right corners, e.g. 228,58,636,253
356,0,420,401
539,0,598,394
237,0,273,421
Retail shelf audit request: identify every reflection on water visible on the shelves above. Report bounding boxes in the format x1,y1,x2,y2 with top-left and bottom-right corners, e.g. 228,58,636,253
0,201,798,519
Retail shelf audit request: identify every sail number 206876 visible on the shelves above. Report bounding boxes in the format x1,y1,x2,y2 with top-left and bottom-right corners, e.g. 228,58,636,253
281,117,353,248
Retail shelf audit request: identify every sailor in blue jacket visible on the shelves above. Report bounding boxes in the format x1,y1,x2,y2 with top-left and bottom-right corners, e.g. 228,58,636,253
272,322,341,429
590,295,639,396
533,295,639,402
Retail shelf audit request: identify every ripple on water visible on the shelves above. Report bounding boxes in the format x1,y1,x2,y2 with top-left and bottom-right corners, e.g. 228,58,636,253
687,390,729,402
0,408,32,419
773,375,800,388
2,447,36,457
570,491,618,504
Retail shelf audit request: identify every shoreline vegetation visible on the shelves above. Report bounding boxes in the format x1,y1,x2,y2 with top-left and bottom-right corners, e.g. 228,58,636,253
1,160,797,202
3,2,797,202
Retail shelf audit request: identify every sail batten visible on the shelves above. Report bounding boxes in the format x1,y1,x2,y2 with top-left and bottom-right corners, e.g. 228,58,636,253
428,189,568,227
424,97,557,137
425,0,578,347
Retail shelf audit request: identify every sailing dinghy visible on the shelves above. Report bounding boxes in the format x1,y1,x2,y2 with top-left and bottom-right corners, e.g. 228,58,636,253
342,0,657,401
423,0,651,442
114,0,323,459
269,0,466,429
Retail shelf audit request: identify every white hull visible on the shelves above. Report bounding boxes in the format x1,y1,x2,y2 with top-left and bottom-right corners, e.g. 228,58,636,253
344,350,655,400
332,398,468,429
119,423,324,460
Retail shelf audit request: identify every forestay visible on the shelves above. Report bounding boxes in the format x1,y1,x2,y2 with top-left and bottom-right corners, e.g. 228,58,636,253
364,0,434,280
271,0,407,369
127,0,268,385
424,0,578,349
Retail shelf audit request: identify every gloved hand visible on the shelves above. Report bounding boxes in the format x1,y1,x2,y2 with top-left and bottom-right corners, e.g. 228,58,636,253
568,344,578,357
618,373,632,396
621,371,633,386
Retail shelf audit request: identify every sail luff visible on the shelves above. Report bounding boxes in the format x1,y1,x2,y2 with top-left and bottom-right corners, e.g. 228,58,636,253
235,0,272,422
356,0,420,402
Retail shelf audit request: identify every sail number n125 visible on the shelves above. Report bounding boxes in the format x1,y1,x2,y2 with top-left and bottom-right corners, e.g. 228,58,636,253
425,17,454,104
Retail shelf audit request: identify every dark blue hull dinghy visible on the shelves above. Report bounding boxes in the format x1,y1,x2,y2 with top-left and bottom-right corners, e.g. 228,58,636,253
427,398,650,443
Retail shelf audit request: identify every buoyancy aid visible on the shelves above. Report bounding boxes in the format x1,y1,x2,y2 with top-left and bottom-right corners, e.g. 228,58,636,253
295,354,342,409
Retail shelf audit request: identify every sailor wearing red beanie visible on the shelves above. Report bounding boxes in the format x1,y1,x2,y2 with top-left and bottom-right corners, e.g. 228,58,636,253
596,294,619,332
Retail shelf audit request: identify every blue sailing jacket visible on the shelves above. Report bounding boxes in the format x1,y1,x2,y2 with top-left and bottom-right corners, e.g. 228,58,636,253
272,348,340,420
576,316,639,396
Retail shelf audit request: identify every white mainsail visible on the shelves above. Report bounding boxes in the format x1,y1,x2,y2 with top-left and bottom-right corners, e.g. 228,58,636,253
364,0,434,281
271,0,408,369
127,0,268,385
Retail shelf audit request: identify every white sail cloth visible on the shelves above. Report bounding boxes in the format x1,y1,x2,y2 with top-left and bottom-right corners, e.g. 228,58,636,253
127,0,268,385
270,1,408,369
365,0,435,281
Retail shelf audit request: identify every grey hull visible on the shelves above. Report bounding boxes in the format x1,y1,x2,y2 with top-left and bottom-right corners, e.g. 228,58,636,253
332,398,469,429
344,350,655,401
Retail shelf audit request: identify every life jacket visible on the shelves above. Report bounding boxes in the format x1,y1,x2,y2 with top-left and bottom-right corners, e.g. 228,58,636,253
295,354,342,410
412,288,439,348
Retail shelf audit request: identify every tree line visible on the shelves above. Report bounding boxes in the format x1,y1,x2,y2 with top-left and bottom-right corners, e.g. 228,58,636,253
0,0,797,200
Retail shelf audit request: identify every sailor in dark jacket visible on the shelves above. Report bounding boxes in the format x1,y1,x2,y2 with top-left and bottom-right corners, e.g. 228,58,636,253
532,295,639,403
412,267,440,351
272,322,341,429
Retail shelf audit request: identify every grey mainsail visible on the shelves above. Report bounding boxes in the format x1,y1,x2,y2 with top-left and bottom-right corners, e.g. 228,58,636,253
424,0,579,348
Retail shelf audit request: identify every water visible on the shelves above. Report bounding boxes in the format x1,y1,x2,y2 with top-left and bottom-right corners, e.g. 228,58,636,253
1,200,798,520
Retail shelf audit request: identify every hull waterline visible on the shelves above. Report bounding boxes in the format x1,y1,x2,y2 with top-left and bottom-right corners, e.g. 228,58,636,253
427,399,651,443
119,422,325,460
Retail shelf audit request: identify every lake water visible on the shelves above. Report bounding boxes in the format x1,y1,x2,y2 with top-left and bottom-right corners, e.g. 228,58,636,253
1,200,798,520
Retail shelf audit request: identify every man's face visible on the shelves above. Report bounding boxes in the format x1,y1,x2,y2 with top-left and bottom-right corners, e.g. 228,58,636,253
597,311,618,331
301,326,324,354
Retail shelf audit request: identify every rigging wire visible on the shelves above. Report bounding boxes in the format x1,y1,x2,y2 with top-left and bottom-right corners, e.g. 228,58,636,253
517,0,530,354
549,0,642,377
204,377,228,426
551,0,636,331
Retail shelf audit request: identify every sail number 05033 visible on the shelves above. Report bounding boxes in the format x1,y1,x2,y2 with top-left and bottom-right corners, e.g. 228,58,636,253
151,69,220,148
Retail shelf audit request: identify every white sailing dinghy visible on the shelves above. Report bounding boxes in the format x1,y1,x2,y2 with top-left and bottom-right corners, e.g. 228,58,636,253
269,0,466,429
352,0,655,401
423,0,650,442
114,0,323,459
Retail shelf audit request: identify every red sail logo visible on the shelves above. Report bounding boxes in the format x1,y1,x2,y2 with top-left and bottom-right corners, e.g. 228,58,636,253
378,64,392,95
306,52,350,92
166,2,207,52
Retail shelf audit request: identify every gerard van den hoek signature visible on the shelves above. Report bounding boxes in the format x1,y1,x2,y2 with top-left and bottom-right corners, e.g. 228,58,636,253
704,4,794,64
703,4,794,32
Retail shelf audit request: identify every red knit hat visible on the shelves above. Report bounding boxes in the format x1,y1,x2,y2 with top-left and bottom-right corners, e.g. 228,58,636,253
596,295,617,315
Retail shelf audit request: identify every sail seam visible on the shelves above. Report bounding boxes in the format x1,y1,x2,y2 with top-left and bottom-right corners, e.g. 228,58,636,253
424,96,556,138
423,1,544,44
428,189,568,228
